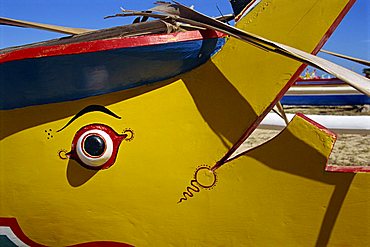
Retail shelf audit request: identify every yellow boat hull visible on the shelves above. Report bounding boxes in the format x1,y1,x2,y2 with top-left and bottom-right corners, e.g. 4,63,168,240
1,0,368,246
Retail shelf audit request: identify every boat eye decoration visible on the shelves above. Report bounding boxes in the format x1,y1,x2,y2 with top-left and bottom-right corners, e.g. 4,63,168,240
62,124,133,170
55,105,134,169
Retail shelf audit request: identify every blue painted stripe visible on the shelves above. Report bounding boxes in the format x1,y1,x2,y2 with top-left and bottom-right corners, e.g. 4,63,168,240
281,95,370,106
0,37,225,110
0,236,17,247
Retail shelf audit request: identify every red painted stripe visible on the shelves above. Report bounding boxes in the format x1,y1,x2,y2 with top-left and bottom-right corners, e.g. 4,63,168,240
0,217,133,246
259,0,357,128
0,30,225,64
294,114,336,173
245,0,355,169
312,0,356,56
71,241,132,247
296,78,341,82
296,113,337,138
235,0,260,22
217,0,355,166
265,0,356,108
270,0,356,111
0,218,45,246
325,165,370,173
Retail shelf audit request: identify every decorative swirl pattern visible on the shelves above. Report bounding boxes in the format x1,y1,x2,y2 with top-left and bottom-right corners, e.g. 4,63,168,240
177,166,217,203
123,128,134,141
177,180,200,204
58,149,69,160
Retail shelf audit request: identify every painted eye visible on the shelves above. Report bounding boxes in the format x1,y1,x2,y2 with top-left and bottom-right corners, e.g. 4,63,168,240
68,124,130,170
76,130,113,168
84,135,106,156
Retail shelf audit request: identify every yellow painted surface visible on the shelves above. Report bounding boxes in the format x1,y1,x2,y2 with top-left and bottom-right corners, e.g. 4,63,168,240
216,115,369,247
1,0,369,246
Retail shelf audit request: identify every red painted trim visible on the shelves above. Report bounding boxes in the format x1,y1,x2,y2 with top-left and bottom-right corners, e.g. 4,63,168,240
296,113,337,138
325,165,370,173
69,124,127,170
311,0,356,56
226,113,336,163
71,241,132,247
0,30,226,64
235,0,260,22
292,116,336,176
215,0,355,167
296,78,340,82
0,217,133,246
270,0,355,123
0,218,45,246
293,83,346,87
292,84,348,88
249,0,356,138
256,0,355,115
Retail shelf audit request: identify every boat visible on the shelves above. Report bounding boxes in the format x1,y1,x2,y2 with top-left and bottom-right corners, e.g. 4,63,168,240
0,21,228,110
1,0,370,246
260,112,370,134
282,77,370,106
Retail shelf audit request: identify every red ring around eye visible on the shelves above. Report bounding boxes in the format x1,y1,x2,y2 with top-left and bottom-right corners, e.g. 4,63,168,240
68,124,127,170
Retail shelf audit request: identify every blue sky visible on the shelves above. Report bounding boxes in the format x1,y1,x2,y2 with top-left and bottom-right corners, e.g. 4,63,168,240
0,0,369,75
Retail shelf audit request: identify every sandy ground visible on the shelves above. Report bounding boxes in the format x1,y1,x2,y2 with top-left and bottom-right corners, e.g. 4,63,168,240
236,105,369,166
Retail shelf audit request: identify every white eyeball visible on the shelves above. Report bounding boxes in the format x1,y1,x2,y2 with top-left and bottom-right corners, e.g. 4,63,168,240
76,129,113,168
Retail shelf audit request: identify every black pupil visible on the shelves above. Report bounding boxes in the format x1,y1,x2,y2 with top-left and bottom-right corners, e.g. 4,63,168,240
84,135,105,157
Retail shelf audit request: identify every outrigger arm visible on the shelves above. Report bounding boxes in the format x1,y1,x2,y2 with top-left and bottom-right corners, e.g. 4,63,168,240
320,49,370,67
0,16,93,35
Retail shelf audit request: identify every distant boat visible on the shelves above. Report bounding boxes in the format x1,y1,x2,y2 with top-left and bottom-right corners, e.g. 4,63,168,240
260,113,370,134
282,77,370,106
